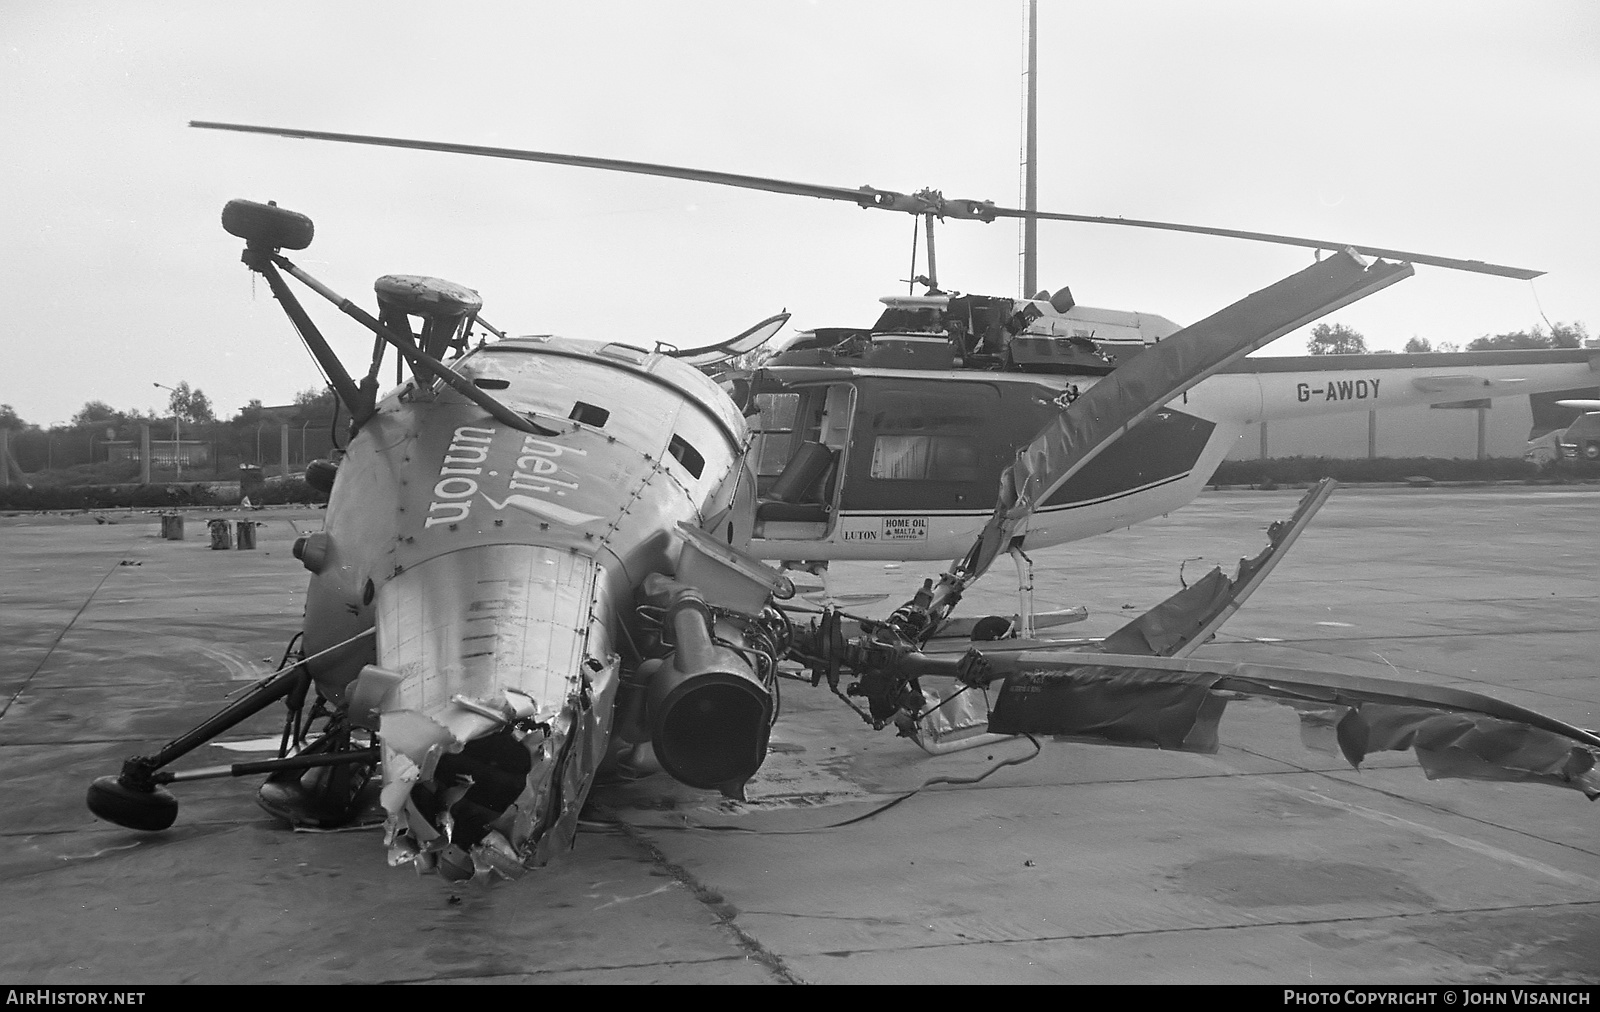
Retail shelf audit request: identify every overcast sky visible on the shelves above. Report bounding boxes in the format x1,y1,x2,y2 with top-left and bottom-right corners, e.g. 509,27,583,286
3,1,1596,426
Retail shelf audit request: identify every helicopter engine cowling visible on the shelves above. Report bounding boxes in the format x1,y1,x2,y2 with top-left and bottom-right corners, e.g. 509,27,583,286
637,574,772,798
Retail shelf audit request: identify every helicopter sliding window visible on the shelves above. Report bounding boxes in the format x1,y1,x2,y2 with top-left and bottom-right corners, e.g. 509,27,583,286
861,385,990,484
869,435,979,482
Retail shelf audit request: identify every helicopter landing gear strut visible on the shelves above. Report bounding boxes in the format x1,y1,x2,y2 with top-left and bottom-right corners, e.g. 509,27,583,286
1009,544,1036,639
86,632,380,832
86,661,311,831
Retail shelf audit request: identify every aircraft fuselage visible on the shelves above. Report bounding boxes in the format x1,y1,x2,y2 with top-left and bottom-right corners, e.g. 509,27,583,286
746,348,1598,562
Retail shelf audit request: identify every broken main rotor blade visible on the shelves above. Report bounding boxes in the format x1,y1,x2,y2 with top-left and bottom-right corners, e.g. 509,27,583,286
980,651,1600,799
904,480,1332,752
952,249,1412,590
1099,478,1338,659
189,121,1542,279
957,476,1598,788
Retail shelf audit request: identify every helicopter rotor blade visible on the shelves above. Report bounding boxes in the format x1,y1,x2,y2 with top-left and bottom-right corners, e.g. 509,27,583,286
952,248,1414,591
190,122,1543,280
982,206,1543,280
189,121,900,209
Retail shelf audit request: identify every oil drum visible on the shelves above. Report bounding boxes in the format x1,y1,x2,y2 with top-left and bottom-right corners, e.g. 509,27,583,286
207,518,233,550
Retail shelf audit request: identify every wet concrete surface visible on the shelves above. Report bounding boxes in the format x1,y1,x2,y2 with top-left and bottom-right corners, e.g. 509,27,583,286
0,488,1595,984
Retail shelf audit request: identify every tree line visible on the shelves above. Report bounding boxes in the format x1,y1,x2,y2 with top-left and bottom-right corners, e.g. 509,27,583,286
1,385,340,477
1306,321,1589,355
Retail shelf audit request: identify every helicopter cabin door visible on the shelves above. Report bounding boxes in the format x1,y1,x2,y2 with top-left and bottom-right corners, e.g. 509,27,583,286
749,383,856,540
835,378,1002,544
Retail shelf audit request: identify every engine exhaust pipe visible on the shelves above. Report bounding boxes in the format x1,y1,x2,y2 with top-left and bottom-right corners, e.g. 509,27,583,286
641,575,772,798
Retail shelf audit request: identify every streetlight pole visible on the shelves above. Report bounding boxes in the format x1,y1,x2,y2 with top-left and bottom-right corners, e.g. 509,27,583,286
153,382,182,481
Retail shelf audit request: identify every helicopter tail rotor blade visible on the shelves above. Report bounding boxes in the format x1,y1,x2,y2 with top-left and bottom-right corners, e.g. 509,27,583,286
985,206,1543,280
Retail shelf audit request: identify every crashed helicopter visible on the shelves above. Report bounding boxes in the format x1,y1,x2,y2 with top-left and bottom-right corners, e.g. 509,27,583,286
86,186,1599,883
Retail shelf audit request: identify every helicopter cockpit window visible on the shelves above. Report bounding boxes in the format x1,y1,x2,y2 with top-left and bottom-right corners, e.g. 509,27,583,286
872,307,944,334
569,401,609,428
668,434,705,479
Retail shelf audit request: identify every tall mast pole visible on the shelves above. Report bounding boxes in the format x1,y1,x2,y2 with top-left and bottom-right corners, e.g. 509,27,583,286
1022,0,1039,298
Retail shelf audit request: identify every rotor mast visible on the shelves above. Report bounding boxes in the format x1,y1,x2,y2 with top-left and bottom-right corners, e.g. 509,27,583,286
1022,0,1039,298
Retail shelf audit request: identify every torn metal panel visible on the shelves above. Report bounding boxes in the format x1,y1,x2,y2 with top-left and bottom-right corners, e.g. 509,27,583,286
914,681,994,741
372,544,616,880
985,652,1600,798
1337,705,1599,794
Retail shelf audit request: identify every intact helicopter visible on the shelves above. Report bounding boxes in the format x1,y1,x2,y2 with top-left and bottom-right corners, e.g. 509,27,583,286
84,130,1600,885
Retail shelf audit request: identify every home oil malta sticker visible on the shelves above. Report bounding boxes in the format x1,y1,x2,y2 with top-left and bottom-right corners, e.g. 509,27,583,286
424,426,602,529
839,516,928,542
881,516,928,541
